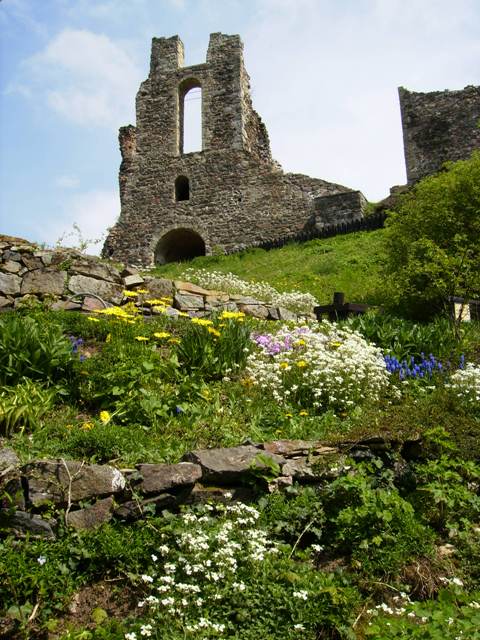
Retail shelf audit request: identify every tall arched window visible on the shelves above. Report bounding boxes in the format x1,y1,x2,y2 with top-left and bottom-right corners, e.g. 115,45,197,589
175,175,190,201
179,78,202,154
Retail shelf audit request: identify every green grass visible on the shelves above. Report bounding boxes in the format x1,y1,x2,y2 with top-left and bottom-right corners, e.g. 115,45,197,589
151,229,387,305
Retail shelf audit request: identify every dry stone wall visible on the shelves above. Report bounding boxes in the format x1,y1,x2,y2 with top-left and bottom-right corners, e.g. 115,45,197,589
0,235,309,320
103,33,365,266
0,434,421,535
399,85,480,184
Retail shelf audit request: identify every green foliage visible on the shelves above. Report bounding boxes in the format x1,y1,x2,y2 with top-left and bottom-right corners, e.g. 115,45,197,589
410,455,480,533
322,462,435,575
259,486,325,547
0,313,74,385
346,312,465,361
365,588,480,639
384,152,480,319
0,379,57,436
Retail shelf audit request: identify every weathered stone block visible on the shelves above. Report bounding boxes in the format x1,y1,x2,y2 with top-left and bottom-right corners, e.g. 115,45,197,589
66,496,115,530
1,260,21,273
174,292,205,310
70,260,121,283
0,272,21,295
183,445,285,484
237,303,270,319
0,511,55,539
21,269,66,296
137,462,202,494
24,460,126,506
68,274,123,304
143,277,174,297
123,274,144,287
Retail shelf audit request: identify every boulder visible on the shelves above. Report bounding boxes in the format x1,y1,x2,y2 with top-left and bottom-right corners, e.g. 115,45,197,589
24,460,126,506
66,496,115,530
68,275,123,305
0,272,21,295
21,269,66,296
137,462,202,494
183,445,285,484
277,307,298,321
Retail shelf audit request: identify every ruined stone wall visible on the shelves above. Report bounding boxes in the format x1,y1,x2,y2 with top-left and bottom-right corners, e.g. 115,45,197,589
399,85,480,184
103,33,364,266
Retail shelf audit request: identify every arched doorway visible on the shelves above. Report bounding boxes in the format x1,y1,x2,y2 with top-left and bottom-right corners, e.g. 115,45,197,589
155,228,206,264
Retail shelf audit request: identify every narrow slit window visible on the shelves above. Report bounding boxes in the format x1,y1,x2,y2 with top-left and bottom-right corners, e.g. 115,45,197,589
175,175,190,201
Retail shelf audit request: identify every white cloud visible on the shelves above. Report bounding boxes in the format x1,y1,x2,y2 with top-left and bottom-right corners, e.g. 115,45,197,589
39,189,119,255
54,175,80,189
23,29,142,128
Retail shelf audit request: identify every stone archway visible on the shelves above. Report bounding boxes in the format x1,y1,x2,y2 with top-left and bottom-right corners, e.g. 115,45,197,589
154,228,206,264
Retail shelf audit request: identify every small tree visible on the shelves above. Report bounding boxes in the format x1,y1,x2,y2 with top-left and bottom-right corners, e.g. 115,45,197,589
384,151,480,320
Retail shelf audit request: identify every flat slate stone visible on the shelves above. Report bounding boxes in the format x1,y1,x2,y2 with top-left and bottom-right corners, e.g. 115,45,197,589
143,277,173,297
0,511,55,539
123,274,144,287
261,440,337,457
137,462,202,494
70,260,121,282
174,280,210,296
24,460,126,506
183,445,285,484
238,304,270,319
67,496,115,530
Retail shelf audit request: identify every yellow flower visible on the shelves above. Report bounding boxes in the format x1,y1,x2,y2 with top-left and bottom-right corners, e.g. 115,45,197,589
207,327,221,337
294,339,306,346
99,410,111,424
136,289,148,294
153,331,171,339
299,410,308,417
191,318,213,326
81,422,94,431
241,376,254,387
177,311,189,317
330,341,342,349
65,424,74,430
152,306,167,314
145,299,166,306
105,333,112,343
285,412,293,418
134,336,149,341
296,360,308,368
220,311,246,320
87,317,100,322
279,362,289,370
122,290,138,298
169,337,181,344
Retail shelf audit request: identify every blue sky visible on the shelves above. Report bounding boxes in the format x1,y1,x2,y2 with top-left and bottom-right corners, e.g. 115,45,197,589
1,0,479,253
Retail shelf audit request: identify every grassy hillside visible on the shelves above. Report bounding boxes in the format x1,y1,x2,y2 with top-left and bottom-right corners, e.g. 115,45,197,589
153,229,386,305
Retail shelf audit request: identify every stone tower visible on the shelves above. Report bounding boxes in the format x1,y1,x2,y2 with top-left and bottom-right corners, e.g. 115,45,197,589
399,85,480,184
103,33,364,266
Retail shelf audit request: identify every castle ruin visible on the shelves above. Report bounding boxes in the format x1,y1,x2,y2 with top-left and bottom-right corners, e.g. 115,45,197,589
103,33,365,266
399,85,480,184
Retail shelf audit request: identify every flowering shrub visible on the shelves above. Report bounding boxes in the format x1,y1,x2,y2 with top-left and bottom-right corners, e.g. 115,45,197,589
124,500,358,639
244,322,390,412
448,363,480,406
182,268,318,312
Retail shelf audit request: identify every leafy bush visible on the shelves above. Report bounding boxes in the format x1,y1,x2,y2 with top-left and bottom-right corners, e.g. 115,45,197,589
0,313,74,385
384,151,480,319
